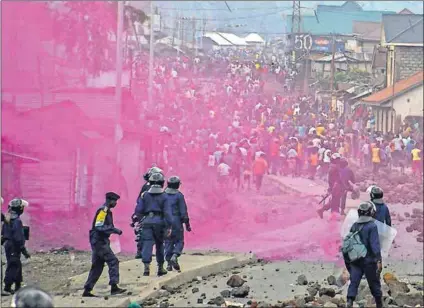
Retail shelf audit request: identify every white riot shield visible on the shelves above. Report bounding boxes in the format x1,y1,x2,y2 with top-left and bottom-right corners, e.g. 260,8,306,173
341,209,397,258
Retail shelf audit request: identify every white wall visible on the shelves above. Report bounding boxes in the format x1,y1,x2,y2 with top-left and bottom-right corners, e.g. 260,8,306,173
392,84,424,119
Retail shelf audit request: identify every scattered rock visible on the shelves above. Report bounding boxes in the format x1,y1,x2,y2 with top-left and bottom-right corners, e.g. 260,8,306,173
197,298,203,304
293,295,306,307
297,274,308,285
227,275,246,288
257,301,272,308
319,288,336,298
383,273,410,296
323,302,337,308
231,285,250,298
207,296,225,306
159,290,170,298
327,275,337,286
191,287,199,294
220,289,231,297
317,295,333,305
393,291,424,307
304,295,315,303
307,286,319,297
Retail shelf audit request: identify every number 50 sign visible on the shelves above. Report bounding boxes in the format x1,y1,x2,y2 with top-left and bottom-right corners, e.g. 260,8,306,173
294,34,313,51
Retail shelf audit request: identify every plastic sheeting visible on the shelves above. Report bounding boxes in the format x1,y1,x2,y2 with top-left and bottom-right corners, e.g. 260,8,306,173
341,209,397,258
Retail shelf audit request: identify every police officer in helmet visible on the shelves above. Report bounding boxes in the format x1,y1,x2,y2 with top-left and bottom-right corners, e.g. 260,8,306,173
344,201,383,308
83,192,126,297
134,173,172,277
317,153,343,218
133,166,164,259
164,176,191,272
2,199,30,295
370,186,391,226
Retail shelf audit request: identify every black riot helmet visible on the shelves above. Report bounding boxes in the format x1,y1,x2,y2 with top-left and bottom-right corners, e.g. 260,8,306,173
358,201,376,217
167,176,181,190
149,172,165,187
370,186,384,202
8,199,28,216
143,166,163,181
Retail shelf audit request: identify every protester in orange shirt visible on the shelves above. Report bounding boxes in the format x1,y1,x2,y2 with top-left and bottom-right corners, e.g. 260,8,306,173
308,148,319,180
252,153,268,192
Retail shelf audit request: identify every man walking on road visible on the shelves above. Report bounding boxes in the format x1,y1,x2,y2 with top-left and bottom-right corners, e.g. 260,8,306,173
252,153,268,192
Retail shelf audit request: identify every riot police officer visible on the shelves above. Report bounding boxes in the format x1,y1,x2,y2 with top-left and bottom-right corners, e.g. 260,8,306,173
344,201,383,308
370,186,391,226
83,192,126,297
134,173,172,277
317,153,343,218
164,176,191,272
133,167,164,259
2,199,30,295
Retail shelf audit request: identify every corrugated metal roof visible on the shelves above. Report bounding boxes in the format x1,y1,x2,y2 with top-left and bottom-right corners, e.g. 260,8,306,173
382,14,424,44
244,33,265,43
315,52,373,62
217,32,247,46
204,32,233,46
362,71,423,104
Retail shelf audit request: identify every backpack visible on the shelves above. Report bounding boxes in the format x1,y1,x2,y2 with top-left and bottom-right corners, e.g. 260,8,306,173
342,224,368,262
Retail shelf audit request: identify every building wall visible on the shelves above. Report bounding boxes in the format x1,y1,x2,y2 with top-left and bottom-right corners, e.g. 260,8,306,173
392,84,424,119
374,84,423,133
395,46,424,81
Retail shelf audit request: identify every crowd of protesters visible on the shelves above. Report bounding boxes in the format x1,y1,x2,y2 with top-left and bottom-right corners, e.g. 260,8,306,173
132,49,423,192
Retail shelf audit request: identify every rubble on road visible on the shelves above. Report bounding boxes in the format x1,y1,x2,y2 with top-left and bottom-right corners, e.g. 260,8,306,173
355,167,423,205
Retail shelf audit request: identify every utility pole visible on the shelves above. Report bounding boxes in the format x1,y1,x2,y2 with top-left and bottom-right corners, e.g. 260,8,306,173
115,0,124,145
148,1,154,108
329,33,336,111
177,13,181,56
192,16,197,56
291,1,301,34
181,17,185,53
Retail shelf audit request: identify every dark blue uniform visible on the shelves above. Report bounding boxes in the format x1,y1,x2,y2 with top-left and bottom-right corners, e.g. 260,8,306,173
164,191,189,262
339,166,355,213
374,202,391,226
135,183,151,257
2,216,27,288
135,192,171,264
345,221,382,301
84,205,121,291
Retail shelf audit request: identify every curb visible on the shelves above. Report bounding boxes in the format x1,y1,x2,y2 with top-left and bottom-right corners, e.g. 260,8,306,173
116,252,256,307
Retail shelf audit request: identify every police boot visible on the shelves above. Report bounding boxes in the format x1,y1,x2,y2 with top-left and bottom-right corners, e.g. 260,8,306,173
111,284,127,296
171,254,181,272
143,263,150,276
82,289,96,297
3,284,13,295
346,297,354,308
375,296,383,308
166,262,173,272
157,263,168,277
14,282,21,292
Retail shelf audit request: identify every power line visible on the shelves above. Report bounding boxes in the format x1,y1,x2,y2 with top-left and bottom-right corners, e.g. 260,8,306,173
159,8,293,22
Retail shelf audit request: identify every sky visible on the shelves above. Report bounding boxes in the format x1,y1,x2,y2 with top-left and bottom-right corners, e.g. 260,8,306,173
155,1,423,37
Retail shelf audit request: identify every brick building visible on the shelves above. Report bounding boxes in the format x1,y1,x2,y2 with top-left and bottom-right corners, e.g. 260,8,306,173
380,14,423,87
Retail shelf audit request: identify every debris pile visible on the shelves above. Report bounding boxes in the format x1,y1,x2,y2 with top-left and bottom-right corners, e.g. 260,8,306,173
355,168,423,204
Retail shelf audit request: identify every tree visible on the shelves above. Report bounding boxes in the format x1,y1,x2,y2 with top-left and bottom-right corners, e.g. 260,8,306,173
52,2,118,76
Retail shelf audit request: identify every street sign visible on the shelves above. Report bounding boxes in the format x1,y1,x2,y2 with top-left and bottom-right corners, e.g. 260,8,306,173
293,34,313,51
